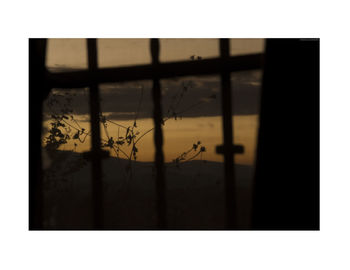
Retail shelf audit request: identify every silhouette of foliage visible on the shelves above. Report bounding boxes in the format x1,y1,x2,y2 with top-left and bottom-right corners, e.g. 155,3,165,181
43,68,216,183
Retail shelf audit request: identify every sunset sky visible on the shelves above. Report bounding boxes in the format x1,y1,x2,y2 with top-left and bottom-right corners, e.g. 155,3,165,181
43,39,264,166
46,38,265,69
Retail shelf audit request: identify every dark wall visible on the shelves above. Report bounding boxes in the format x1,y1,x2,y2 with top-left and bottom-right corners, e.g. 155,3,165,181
29,39,48,229
252,39,320,230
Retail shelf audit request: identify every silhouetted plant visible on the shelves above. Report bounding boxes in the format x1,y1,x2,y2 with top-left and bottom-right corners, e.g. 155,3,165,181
43,71,216,183
173,141,206,168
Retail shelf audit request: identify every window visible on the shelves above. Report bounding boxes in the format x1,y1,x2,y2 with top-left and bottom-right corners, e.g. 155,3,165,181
30,38,265,229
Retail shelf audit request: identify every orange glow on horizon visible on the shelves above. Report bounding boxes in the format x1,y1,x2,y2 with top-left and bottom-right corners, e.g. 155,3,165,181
43,115,258,165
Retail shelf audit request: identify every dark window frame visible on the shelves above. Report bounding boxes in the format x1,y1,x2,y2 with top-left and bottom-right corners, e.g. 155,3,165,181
29,38,264,230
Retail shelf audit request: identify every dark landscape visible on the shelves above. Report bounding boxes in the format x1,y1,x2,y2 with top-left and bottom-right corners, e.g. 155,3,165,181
43,150,254,229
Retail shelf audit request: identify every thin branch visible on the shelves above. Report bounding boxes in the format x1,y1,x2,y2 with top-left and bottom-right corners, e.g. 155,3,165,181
106,119,128,129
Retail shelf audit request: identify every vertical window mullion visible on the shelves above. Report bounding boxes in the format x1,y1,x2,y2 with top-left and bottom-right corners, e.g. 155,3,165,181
87,38,104,229
220,39,236,229
150,39,167,228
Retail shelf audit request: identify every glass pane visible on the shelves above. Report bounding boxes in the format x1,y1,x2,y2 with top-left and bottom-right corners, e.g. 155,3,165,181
160,38,219,62
42,87,92,229
99,81,157,228
97,38,151,68
161,75,225,229
230,38,265,56
231,69,263,228
46,38,88,72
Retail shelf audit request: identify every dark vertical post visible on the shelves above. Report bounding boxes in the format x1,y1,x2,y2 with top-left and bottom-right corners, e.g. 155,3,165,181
252,39,319,229
220,39,236,229
29,39,48,230
87,39,104,229
150,39,167,228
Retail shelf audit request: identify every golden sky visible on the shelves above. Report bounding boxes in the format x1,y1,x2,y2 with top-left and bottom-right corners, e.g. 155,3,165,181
43,38,263,166
46,38,265,69
43,115,259,165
